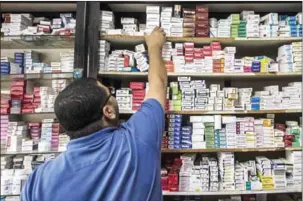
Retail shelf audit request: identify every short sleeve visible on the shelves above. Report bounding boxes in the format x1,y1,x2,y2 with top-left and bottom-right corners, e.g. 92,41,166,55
124,98,165,151
21,169,36,201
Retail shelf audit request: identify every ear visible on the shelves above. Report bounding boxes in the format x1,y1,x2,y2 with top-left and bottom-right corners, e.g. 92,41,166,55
102,105,116,120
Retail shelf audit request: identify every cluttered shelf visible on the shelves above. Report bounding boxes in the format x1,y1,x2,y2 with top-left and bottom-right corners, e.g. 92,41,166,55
161,147,302,153
162,189,302,196
1,147,301,155
119,109,302,115
1,189,302,197
0,72,74,81
98,72,302,79
0,35,75,49
100,34,301,46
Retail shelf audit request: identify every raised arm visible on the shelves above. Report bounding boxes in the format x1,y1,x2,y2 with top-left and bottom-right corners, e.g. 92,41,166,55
144,27,167,109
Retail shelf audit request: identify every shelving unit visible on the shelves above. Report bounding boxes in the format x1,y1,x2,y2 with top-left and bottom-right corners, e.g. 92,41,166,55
0,1,302,201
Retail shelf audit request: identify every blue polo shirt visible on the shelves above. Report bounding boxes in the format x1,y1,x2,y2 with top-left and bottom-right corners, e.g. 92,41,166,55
21,99,164,201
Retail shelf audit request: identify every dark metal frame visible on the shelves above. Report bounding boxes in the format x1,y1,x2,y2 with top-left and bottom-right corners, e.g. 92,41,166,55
74,2,100,78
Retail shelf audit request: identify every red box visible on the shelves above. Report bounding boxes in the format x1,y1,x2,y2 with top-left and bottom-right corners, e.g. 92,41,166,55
28,122,41,127
23,99,33,103
34,87,40,93
132,100,144,105
10,86,24,92
52,127,60,133
184,42,194,48
212,45,222,51
194,52,204,58
185,56,194,63
130,82,144,90
194,48,203,53
196,20,209,29
132,90,145,97
124,55,129,67
0,108,9,114
211,42,221,46
37,24,51,33
24,94,34,99
196,13,209,21
203,50,212,56
22,108,34,113
203,46,212,51
12,80,25,86
132,106,141,111
196,5,209,13
34,98,41,103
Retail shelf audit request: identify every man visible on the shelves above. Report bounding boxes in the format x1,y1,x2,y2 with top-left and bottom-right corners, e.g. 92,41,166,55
21,27,167,201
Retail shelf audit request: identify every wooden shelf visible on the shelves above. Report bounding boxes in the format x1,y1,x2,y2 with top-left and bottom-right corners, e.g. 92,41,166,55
1,73,73,81
161,147,301,153
98,72,302,79
101,34,301,47
119,109,301,115
1,149,62,155
1,35,75,49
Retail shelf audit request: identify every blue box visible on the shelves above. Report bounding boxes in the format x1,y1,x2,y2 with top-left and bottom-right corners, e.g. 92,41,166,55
181,140,192,145
167,114,182,119
287,16,296,21
168,140,180,145
181,144,192,149
251,103,260,110
182,126,192,131
181,131,192,135
168,127,181,132
169,122,182,128
279,15,287,21
252,68,260,72
169,118,182,123
169,135,181,141
251,96,260,103
181,135,192,140
168,131,181,136
173,145,181,149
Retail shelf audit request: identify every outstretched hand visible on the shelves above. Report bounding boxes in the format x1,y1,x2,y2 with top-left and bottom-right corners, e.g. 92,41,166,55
144,26,166,50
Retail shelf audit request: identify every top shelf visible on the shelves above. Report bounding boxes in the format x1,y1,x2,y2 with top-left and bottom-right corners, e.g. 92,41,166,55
1,35,75,49
101,35,301,47
108,2,302,13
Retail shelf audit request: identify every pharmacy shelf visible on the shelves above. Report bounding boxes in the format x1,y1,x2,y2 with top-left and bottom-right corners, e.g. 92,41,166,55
161,147,302,153
100,35,301,47
98,72,302,79
119,109,302,115
0,194,20,197
1,147,300,156
2,188,301,197
1,150,62,155
1,35,75,49
0,73,74,81
162,189,302,196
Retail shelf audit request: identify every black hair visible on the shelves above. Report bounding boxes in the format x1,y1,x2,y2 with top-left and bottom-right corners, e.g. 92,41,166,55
54,77,108,139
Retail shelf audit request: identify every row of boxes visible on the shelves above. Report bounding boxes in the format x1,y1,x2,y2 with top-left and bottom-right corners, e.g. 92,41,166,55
163,115,301,150
100,41,300,73
162,152,301,192
1,13,76,36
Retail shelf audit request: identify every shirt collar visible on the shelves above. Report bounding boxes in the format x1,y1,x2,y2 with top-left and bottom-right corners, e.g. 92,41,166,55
67,127,117,150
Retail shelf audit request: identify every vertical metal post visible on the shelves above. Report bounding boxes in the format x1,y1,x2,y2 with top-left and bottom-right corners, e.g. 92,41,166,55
86,2,100,79
74,2,88,77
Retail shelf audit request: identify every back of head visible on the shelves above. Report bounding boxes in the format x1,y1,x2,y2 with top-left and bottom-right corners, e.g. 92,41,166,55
54,78,107,139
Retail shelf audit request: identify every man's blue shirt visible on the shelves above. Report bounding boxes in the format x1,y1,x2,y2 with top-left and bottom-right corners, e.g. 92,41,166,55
21,99,164,201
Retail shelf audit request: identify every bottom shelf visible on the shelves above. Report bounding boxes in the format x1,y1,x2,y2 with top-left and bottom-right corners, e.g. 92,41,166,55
2,189,301,197
163,189,302,195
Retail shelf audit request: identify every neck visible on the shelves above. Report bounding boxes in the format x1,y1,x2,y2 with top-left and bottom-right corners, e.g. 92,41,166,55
68,119,116,140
